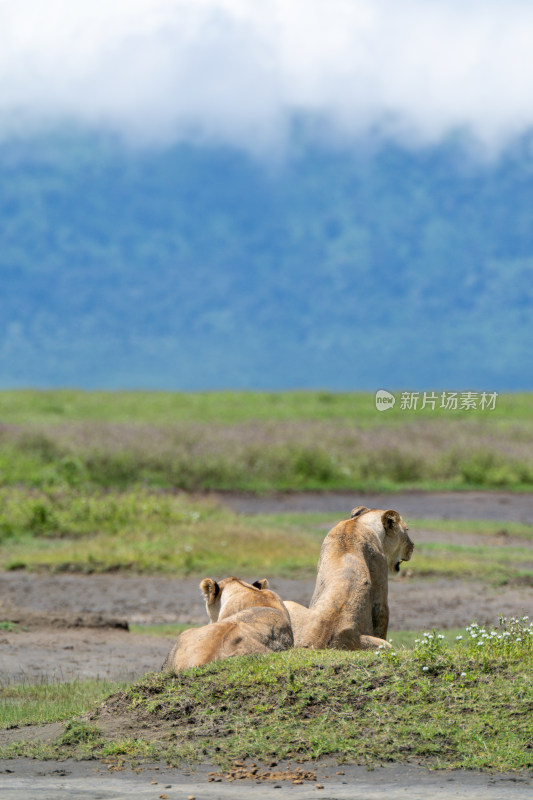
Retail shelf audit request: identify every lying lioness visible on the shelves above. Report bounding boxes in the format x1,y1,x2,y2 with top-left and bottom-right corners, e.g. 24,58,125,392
162,576,294,672
284,507,414,651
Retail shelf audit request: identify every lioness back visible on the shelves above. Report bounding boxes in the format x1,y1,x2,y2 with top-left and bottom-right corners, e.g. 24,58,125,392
285,507,414,651
162,577,293,672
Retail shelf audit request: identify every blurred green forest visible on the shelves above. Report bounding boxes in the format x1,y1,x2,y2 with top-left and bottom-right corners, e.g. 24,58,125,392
0,133,532,389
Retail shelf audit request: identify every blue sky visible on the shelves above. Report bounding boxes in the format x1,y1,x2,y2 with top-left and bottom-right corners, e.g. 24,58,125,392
1,0,533,156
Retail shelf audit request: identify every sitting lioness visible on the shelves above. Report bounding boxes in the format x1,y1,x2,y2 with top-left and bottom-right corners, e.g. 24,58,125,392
284,507,414,651
162,576,294,672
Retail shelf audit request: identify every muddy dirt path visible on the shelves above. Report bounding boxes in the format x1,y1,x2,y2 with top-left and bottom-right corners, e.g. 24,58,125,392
1,758,531,800
219,489,533,522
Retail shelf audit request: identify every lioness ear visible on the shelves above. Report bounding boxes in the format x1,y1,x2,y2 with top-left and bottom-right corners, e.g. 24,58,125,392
382,509,401,534
200,578,220,604
351,506,369,518
252,578,269,590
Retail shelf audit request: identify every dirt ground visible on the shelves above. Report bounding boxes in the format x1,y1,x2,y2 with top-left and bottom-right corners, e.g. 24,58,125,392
220,489,533,523
0,757,531,800
0,490,532,684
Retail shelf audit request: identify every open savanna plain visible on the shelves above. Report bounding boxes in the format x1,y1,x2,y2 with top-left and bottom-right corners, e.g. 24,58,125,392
0,391,532,796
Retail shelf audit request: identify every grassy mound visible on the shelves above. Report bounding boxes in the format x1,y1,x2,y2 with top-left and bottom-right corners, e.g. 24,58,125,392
4,618,531,772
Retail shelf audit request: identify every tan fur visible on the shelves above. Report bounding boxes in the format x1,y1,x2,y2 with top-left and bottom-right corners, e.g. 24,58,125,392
162,577,293,672
285,507,414,651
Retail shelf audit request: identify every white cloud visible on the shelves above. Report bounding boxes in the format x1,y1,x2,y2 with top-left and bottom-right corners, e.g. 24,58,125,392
1,0,532,154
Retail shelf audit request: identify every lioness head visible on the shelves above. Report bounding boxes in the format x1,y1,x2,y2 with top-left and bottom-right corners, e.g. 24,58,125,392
200,576,270,622
351,506,414,573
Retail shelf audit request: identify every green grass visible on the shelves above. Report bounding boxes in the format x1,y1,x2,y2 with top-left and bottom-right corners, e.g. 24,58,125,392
1,488,531,584
255,512,533,541
410,542,533,584
0,680,124,730
411,518,533,541
1,389,531,426
0,488,320,575
2,618,532,772
1,435,532,492
0,390,532,493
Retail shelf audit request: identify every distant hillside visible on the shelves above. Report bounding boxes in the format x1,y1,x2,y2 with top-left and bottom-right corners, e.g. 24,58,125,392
0,132,532,390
